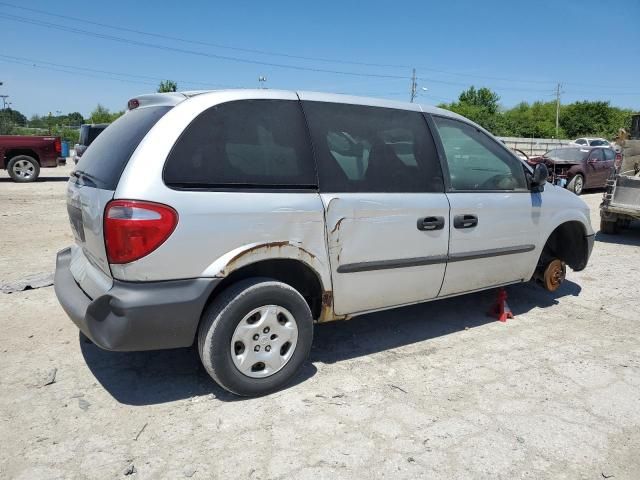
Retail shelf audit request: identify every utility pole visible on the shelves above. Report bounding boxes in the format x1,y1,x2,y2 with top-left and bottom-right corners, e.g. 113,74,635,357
410,68,417,103
555,82,562,137
0,95,9,110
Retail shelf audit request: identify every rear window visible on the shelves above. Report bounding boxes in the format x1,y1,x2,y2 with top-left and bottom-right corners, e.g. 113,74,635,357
75,106,171,190
546,148,589,161
163,100,316,189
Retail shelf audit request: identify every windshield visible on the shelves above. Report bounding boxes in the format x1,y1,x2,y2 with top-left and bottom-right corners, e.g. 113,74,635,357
545,148,589,162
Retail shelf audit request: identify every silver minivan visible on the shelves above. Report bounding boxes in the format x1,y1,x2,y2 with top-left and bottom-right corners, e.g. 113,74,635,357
55,90,594,396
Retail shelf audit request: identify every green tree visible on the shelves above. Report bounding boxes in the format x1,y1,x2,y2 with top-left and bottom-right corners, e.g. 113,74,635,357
89,104,112,123
499,101,562,138
28,114,46,128
109,110,124,122
66,112,84,125
4,108,27,126
51,125,80,144
157,80,178,93
439,86,502,133
0,108,27,133
560,101,632,138
0,111,16,134
458,86,500,114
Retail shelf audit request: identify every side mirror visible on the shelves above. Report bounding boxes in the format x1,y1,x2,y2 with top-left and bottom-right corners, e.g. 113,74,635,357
531,163,548,192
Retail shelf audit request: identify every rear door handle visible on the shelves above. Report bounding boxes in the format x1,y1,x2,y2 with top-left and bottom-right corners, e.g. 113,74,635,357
453,214,478,229
417,216,445,231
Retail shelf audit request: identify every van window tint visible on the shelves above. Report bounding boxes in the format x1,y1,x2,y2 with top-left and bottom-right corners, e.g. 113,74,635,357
303,102,444,193
164,100,316,188
433,116,527,191
75,106,171,190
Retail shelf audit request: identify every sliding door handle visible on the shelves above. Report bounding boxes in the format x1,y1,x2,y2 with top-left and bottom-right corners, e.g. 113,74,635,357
417,216,445,231
453,214,478,229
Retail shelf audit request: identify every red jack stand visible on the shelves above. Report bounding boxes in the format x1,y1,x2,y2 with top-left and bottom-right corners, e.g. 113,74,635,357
489,288,513,323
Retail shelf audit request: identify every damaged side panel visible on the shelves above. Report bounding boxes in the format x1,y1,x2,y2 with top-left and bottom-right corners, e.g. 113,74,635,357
322,193,450,315
111,191,332,294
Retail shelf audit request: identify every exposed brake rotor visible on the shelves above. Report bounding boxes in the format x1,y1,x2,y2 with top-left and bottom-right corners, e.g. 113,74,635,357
543,259,566,292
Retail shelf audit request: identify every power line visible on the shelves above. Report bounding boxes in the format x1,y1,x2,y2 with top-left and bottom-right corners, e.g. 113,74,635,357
0,54,238,89
0,13,566,95
0,1,410,71
0,56,440,103
0,0,563,86
1,1,637,92
0,57,157,87
0,13,413,81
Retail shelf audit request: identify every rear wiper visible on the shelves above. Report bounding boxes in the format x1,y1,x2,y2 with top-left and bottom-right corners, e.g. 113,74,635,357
71,170,98,187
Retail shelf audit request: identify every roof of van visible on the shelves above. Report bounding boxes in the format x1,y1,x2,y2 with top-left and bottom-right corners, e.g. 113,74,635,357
127,89,457,118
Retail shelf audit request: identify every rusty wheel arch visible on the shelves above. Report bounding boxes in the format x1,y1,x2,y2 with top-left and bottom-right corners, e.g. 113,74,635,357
202,257,337,325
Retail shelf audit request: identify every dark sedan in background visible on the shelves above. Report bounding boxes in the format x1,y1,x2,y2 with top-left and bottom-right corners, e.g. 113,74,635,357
528,146,619,195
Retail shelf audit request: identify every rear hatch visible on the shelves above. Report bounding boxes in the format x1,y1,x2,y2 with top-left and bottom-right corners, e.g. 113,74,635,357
67,106,172,298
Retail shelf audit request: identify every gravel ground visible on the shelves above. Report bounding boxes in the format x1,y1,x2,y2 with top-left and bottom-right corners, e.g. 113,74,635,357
1,164,639,480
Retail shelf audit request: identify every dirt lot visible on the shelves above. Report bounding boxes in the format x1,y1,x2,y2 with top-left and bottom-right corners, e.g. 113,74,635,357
1,164,639,480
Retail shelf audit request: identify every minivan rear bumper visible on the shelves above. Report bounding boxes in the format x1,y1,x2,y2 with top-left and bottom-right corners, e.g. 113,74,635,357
54,247,220,351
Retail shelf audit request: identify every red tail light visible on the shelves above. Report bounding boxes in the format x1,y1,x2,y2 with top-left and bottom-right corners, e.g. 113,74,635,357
104,200,178,264
615,152,622,168
54,138,61,154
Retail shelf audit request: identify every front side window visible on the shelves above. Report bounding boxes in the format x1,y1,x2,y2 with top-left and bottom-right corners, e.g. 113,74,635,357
303,102,443,193
164,100,316,188
432,116,528,191
589,139,609,147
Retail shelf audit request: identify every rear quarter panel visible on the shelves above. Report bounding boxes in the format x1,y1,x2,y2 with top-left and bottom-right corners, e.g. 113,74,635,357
111,91,332,291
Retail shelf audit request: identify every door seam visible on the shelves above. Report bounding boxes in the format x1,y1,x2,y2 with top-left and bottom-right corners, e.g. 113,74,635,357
436,191,452,297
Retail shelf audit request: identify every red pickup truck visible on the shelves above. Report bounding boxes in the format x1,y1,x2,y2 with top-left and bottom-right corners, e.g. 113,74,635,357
1,135,64,182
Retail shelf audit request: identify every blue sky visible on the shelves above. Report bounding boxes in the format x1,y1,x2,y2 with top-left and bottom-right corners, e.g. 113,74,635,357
0,0,638,117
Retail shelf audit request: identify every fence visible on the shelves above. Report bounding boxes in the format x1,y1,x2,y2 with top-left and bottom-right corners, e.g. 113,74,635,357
498,136,572,158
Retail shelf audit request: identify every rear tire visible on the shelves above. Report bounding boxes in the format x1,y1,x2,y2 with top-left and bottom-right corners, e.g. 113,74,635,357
197,278,313,397
7,155,40,182
568,174,584,195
